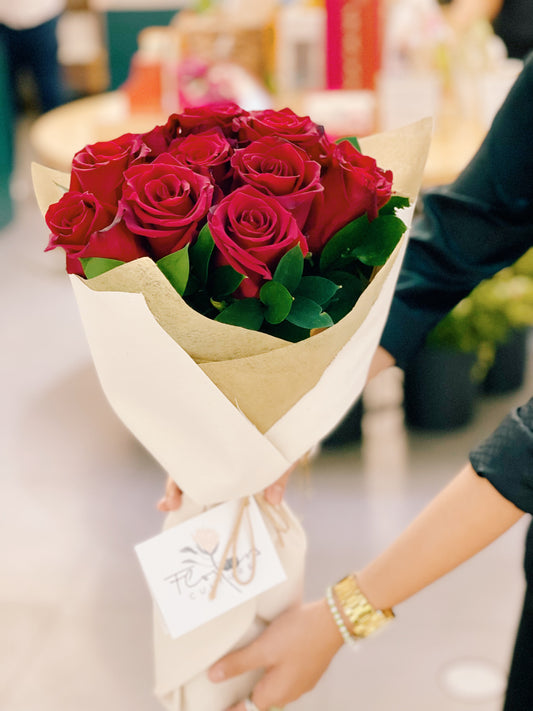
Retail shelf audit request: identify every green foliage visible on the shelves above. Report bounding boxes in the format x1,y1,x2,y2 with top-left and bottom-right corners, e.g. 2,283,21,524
428,256,533,380
209,265,244,298
157,246,189,296
260,281,294,324
189,223,214,285
335,135,361,152
295,276,339,305
287,296,334,330
161,193,409,341
273,245,304,293
214,299,264,330
80,257,125,278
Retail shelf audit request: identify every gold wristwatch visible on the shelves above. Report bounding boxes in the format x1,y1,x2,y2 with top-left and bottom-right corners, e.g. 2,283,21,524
333,574,395,638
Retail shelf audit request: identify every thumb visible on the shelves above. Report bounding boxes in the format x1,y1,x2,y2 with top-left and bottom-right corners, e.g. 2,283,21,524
208,638,267,682
263,461,297,506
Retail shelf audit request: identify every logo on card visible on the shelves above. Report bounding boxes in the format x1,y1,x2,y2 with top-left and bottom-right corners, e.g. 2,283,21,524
165,527,260,599
135,497,287,638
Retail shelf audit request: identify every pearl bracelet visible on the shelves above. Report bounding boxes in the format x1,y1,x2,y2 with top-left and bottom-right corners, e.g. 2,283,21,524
325,585,359,649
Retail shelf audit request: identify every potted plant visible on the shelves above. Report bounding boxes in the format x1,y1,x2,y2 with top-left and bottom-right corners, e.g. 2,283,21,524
404,256,533,430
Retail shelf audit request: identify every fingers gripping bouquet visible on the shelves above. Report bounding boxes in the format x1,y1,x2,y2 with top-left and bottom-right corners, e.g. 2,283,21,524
34,104,430,711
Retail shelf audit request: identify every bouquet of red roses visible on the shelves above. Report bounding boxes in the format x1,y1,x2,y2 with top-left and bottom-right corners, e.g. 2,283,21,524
34,104,431,711
43,104,410,341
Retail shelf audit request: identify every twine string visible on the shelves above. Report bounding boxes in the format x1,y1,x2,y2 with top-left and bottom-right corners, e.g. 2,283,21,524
209,496,290,600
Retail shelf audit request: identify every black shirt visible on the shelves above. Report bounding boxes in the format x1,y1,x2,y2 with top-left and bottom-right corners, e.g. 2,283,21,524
381,53,533,512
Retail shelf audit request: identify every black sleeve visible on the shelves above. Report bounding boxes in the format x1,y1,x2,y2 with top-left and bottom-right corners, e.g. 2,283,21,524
381,52,533,371
470,398,533,514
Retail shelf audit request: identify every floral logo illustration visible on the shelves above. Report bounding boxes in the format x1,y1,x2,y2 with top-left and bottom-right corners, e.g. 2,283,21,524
165,527,258,599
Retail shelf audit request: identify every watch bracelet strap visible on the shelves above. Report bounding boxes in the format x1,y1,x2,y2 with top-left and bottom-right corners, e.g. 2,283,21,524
333,573,395,638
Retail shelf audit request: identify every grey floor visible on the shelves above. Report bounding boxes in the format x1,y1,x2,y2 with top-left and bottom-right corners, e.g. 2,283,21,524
2,121,531,711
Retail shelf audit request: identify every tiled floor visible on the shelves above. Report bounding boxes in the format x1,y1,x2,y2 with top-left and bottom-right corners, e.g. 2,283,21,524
1,120,531,711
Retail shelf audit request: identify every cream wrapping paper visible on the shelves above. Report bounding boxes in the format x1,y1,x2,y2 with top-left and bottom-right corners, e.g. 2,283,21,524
33,118,431,711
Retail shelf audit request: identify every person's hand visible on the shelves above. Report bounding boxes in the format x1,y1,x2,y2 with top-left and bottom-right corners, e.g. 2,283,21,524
156,476,183,511
157,461,298,512
208,599,344,711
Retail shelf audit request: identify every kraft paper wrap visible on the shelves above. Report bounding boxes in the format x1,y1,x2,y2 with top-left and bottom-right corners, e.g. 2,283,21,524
33,118,431,711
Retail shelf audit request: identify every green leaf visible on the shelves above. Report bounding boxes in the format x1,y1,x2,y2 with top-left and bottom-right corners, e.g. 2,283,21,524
215,298,264,331
287,296,334,330
353,214,406,266
379,194,410,216
324,270,367,323
80,257,125,279
260,280,294,324
189,223,214,284
262,320,309,342
295,276,339,305
336,135,361,152
319,216,370,272
184,272,201,297
273,245,304,293
157,245,190,296
210,265,244,298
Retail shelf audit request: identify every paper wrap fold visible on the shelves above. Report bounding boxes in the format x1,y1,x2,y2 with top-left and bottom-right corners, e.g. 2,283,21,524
33,118,431,711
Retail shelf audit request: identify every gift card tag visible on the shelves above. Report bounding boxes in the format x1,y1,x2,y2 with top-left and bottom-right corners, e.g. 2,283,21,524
135,497,287,639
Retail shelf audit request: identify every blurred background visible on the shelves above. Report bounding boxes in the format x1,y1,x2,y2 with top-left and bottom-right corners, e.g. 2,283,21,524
2,0,533,709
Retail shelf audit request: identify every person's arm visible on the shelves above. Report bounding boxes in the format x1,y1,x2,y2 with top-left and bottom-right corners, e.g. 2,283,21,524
381,53,533,371
208,464,524,711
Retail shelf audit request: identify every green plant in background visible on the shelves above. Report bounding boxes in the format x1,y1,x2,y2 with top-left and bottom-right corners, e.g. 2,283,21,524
427,248,533,381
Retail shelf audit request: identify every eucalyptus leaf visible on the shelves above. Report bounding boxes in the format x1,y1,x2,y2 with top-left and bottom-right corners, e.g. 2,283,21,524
157,245,190,296
287,296,334,330
273,245,304,293
295,276,339,305
215,299,264,331
189,223,214,284
210,265,245,298
80,257,125,279
353,214,406,266
260,280,294,324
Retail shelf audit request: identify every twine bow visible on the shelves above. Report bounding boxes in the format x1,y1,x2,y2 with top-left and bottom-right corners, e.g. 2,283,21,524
209,495,291,600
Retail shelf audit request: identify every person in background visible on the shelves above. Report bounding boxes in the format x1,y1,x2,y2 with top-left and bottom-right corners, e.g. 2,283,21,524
440,0,533,59
160,53,533,711
0,0,66,114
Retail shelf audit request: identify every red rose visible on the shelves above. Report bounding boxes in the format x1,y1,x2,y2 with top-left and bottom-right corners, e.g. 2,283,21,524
120,154,214,259
234,108,329,161
168,128,233,187
69,133,145,204
179,102,248,138
208,185,308,298
306,140,393,253
231,136,323,230
45,191,148,276
140,114,181,156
